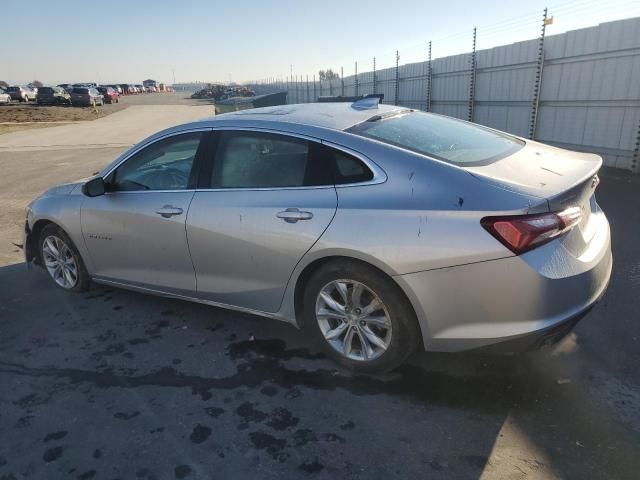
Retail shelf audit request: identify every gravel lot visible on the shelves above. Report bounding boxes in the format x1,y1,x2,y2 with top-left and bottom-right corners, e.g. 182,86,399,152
0,95,639,479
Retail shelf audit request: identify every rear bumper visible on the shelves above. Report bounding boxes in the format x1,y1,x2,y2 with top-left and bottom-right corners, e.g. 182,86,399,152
396,209,612,352
72,98,94,105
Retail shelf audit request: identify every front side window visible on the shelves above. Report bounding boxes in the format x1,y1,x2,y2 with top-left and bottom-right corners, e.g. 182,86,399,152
111,132,203,191
211,131,331,188
348,111,524,166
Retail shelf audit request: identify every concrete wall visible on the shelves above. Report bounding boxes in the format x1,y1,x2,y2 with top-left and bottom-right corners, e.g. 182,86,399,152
275,17,640,172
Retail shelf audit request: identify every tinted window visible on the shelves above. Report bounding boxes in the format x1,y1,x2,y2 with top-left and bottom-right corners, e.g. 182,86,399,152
39,87,54,94
72,88,89,94
211,132,331,188
348,111,524,165
330,149,373,184
7,87,19,92
112,133,203,191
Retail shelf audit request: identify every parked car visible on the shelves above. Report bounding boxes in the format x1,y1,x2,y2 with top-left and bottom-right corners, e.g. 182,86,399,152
97,86,119,104
58,84,74,94
23,100,612,373
7,86,36,102
107,84,123,94
70,87,104,107
37,86,71,105
135,84,145,93
0,88,11,104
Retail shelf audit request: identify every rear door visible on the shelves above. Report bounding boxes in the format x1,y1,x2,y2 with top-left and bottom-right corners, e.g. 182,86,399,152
81,130,209,293
187,129,337,313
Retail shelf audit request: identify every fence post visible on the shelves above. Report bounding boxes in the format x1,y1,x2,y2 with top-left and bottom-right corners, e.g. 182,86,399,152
426,41,432,112
373,57,377,95
313,74,317,101
286,76,290,104
529,8,549,140
306,75,310,103
341,66,345,96
394,50,400,106
632,118,640,173
354,61,359,97
468,28,477,122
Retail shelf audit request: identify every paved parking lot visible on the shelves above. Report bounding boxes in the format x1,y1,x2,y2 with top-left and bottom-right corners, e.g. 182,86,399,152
0,96,639,479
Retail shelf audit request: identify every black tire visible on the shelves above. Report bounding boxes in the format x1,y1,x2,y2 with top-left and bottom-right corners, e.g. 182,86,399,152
39,224,91,292
303,260,420,373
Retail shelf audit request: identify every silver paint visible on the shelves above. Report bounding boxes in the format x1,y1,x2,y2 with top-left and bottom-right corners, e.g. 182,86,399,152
25,103,613,352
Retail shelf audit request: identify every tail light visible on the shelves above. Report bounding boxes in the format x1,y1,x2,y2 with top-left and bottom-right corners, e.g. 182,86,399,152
481,206,582,254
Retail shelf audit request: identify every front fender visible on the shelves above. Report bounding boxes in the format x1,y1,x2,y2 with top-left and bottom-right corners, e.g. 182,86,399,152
27,188,92,273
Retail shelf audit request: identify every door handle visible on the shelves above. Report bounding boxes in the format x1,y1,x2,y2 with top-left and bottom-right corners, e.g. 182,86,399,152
155,205,183,218
276,208,313,223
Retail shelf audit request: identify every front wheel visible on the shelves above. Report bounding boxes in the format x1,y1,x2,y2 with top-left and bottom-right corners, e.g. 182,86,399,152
303,261,420,373
39,224,90,292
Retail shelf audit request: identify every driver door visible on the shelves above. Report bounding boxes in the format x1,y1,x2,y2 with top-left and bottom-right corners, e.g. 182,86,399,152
81,130,210,294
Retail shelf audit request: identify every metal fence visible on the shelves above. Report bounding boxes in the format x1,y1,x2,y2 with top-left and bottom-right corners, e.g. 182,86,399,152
251,15,640,173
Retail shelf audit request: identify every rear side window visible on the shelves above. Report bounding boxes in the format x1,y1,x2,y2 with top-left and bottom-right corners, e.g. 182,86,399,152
348,111,524,166
211,132,332,188
330,148,373,184
39,87,53,94
72,88,89,94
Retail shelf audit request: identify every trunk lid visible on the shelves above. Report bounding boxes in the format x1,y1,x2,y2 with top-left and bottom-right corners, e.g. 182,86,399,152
466,140,602,250
465,140,601,208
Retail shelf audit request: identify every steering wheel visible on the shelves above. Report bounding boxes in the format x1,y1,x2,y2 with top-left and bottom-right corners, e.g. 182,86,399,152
140,168,189,190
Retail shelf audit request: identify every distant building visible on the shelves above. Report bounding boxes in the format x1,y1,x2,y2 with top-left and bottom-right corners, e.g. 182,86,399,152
143,79,157,88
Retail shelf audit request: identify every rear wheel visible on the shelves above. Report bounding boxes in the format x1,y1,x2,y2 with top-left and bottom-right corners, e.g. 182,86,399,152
303,260,420,373
39,224,90,292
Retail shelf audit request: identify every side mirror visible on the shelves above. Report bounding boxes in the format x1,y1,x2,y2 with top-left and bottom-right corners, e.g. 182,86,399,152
82,177,106,197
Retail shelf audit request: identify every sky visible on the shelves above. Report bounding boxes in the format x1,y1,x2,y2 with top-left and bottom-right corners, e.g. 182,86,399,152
2,0,639,85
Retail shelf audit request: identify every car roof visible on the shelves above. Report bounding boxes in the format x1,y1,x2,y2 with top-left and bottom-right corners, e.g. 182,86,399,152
209,102,410,131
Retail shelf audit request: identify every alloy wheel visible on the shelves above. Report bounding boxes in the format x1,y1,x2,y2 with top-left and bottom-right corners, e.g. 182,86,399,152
315,279,392,361
42,235,78,289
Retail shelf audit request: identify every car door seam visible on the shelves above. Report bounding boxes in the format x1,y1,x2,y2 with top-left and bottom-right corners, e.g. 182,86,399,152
276,185,340,312
184,191,199,292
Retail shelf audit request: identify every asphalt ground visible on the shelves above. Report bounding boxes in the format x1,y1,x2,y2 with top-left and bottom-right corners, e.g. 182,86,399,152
0,95,638,479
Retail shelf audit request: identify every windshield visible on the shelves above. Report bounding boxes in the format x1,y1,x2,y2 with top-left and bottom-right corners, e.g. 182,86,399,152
348,111,524,165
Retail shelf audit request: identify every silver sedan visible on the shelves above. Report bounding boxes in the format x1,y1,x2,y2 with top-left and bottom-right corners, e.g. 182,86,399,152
24,99,612,372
